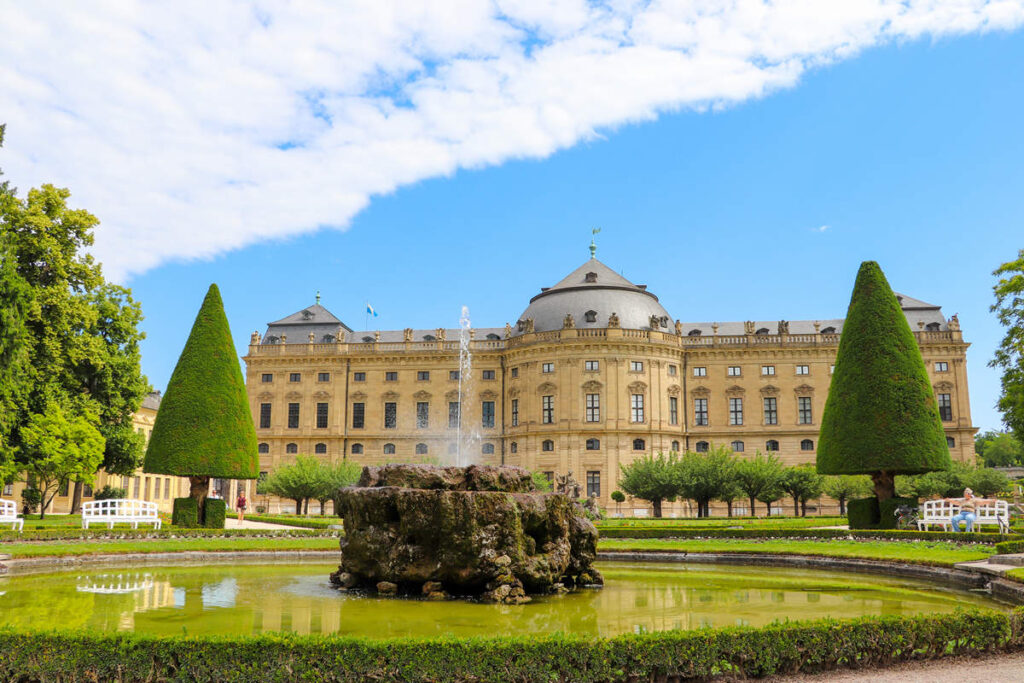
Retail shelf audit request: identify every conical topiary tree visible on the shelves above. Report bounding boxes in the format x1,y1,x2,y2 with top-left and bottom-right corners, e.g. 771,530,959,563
817,261,951,501
144,284,257,523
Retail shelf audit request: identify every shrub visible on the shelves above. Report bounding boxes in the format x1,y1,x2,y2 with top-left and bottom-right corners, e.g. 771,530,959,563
171,497,199,528
19,487,41,513
596,526,1012,543
610,491,625,503
817,262,951,500
92,485,127,501
996,540,1024,554
847,497,880,530
203,498,226,529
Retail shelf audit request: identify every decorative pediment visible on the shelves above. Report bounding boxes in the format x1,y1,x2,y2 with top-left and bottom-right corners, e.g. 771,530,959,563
666,384,681,396
350,391,367,401
537,382,557,394
257,391,274,400
381,390,400,400
794,384,815,395
480,389,498,400
312,390,332,399
725,385,746,396
627,381,648,394
581,380,603,392
445,389,460,401
508,387,520,399
691,386,711,398
759,385,780,397
934,381,954,392
413,390,432,400
285,391,303,400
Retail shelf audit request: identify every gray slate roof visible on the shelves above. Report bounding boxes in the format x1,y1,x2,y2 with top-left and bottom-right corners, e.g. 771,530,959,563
140,391,162,411
263,303,354,344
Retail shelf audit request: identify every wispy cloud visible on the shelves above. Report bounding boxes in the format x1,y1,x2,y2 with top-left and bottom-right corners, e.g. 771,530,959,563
1,1,1021,280
815,225,830,233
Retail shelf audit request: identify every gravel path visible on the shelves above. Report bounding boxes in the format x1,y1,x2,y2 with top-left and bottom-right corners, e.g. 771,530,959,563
223,518,299,530
765,651,1024,682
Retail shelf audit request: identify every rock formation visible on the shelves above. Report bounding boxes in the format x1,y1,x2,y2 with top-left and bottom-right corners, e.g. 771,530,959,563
330,464,602,603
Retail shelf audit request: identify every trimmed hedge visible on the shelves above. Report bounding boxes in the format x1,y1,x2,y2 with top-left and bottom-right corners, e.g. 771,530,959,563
0,528,334,543
996,540,1024,554
596,526,1016,544
817,262,951,476
0,609,1020,682
204,498,226,529
847,497,880,529
172,497,199,528
246,514,341,529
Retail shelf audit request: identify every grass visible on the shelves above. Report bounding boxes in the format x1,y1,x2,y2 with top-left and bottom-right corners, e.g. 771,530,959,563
1007,568,1024,584
596,515,847,529
245,514,341,529
599,537,992,567
0,536,339,558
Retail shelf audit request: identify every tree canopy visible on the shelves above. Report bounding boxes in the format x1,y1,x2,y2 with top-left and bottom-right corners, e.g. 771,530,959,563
991,250,1024,445
677,446,736,518
975,430,1023,468
734,452,784,516
817,261,951,500
618,452,680,518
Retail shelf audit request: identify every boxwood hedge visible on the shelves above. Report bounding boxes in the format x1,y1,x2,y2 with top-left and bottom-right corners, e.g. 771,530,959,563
0,527,335,543
596,526,1017,544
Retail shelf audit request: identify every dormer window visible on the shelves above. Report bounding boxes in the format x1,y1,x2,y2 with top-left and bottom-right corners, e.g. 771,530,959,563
925,322,941,332
301,310,314,320
756,328,769,335
584,272,597,283
361,336,374,343
659,316,669,327
423,334,436,341
486,333,501,340
322,334,335,343
584,310,597,323
821,326,836,334
688,329,701,336
264,335,280,344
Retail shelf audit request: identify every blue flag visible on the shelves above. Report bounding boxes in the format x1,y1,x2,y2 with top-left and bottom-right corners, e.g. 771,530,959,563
366,303,377,317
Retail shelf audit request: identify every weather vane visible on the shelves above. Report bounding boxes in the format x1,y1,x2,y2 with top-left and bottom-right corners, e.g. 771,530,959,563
316,290,321,305
589,227,601,259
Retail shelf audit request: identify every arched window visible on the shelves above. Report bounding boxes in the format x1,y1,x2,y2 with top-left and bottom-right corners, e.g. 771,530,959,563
926,322,941,332
257,443,269,454
820,326,836,334
671,440,680,452
632,438,645,451
314,443,327,454
542,439,554,452
415,443,428,455
322,334,336,343
584,310,598,323
510,441,518,454
695,441,709,453
383,443,396,455
423,334,436,341
285,443,298,454
730,440,744,452
486,333,501,340
765,440,779,452
756,327,769,335
687,329,702,336
946,436,955,448
800,439,814,451
585,438,600,451
350,443,363,455
361,336,374,342
482,443,495,455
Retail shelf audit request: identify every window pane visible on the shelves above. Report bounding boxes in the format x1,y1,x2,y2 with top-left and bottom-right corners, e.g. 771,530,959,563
630,394,644,423
586,471,601,498
316,402,328,429
763,397,777,425
669,396,678,425
352,402,365,428
938,393,952,421
585,393,600,422
384,402,397,429
482,401,495,428
511,399,519,426
259,403,271,429
287,403,299,429
729,398,743,426
542,395,554,424
694,398,708,426
798,397,813,424
417,402,429,428
449,402,460,428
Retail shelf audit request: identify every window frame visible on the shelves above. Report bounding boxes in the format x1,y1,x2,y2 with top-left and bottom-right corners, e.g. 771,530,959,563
289,373,301,383
352,402,365,429
586,471,601,498
798,396,813,425
729,397,743,426
482,400,495,428
541,362,554,374
694,398,708,426
669,396,678,425
693,366,707,377
761,365,775,376
585,393,600,422
287,402,300,429
259,403,272,429
316,402,328,429
630,393,644,423
261,373,273,383
763,397,778,425
938,393,953,421
795,365,809,376
416,401,429,429
630,360,644,373
727,366,741,377
541,395,554,424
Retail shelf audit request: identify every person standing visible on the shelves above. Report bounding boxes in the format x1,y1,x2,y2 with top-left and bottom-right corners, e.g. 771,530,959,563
236,490,247,523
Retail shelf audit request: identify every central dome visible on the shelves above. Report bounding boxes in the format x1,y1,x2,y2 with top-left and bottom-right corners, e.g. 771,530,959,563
514,258,674,335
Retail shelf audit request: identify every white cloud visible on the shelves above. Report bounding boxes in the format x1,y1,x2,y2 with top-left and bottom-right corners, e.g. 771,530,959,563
1,1,1021,280
815,225,830,233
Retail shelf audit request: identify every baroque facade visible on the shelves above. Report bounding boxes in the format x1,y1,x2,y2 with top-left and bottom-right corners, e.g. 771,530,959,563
244,256,975,516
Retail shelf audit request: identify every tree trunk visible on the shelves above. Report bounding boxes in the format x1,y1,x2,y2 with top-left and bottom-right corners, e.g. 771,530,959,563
792,495,800,516
800,499,808,517
303,498,309,515
871,471,896,501
652,499,662,518
764,502,772,516
749,496,756,516
189,475,210,525
70,480,83,514
727,501,733,517
293,498,302,515
839,497,847,515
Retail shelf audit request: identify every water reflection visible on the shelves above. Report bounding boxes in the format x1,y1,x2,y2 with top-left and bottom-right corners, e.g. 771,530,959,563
0,561,1009,638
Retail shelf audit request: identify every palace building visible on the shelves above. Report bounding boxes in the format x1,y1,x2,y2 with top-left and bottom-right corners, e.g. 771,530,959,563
244,253,975,516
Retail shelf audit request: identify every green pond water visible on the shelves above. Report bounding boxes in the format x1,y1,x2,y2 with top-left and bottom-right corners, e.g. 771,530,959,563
0,561,1007,638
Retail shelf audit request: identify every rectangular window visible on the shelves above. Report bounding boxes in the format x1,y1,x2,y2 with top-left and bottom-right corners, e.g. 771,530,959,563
482,401,495,428
694,398,708,426
417,371,430,381
585,393,600,422
761,365,775,376
316,402,328,429
542,362,554,373
585,360,599,372
763,397,778,425
729,397,743,426
630,394,644,423
542,395,554,424
385,371,398,382
482,369,495,380
164,478,170,499
317,372,330,382
448,402,460,428
727,366,741,377
449,370,460,381
261,373,273,383
935,361,949,372
669,396,678,425
798,396,813,424
352,403,365,429
511,399,519,426
586,471,601,498
693,366,707,377
384,402,397,429
287,403,299,429
2,483,12,496
830,365,835,374
353,372,366,382
133,477,140,498
416,402,429,428
630,361,643,372
668,364,677,376
143,477,150,501
796,365,809,375
510,367,518,378
289,373,301,382
259,403,271,429
938,393,953,421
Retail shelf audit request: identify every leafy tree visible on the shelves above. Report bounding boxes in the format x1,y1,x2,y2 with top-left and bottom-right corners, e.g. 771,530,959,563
143,284,258,522
991,250,1024,446
734,452,784,516
677,446,736,518
260,455,322,514
18,405,105,517
756,483,785,516
779,465,825,516
896,461,1009,499
531,471,553,492
976,431,1023,468
823,475,872,515
817,261,951,500
322,460,361,516
610,490,625,514
619,452,681,518
964,467,1010,498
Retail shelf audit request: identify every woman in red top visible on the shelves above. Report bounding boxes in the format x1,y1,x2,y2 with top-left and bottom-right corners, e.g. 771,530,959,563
236,491,247,522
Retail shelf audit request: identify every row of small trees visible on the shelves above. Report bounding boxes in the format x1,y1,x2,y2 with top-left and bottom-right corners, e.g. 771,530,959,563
257,455,362,516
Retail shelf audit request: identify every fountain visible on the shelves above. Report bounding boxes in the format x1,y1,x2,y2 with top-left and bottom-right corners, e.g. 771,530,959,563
455,305,475,466
330,464,603,603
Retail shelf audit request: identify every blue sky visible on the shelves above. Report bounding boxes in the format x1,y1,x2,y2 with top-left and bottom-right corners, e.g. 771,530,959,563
2,3,1022,433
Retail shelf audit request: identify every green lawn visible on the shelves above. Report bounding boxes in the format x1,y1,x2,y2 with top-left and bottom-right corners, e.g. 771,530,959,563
597,515,847,529
0,536,338,558
1007,568,1024,584
245,514,340,529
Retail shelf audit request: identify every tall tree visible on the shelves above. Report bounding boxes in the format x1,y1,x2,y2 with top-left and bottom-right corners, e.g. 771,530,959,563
619,452,681,518
734,452,784,516
823,475,872,515
817,261,951,500
143,284,258,523
991,250,1024,446
677,447,736,518
779,465,825,517
975,431,1023,467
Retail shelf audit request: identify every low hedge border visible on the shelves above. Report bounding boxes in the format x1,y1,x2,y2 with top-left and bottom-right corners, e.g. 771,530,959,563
598,526,1019,544
0,528,336,543
245,514,341,529
996,540,1024,555
0,609,1021,682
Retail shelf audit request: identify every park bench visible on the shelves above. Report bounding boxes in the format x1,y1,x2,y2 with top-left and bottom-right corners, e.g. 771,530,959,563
81,499,162,529
0,499,24,532
916,498,1010,533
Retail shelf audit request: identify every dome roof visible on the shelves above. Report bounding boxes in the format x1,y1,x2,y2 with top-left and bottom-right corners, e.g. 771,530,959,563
514,258,674,335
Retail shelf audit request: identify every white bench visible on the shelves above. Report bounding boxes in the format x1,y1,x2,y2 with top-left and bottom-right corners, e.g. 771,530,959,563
82,499,162,529
916,499,1010,533
1,499,23,532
